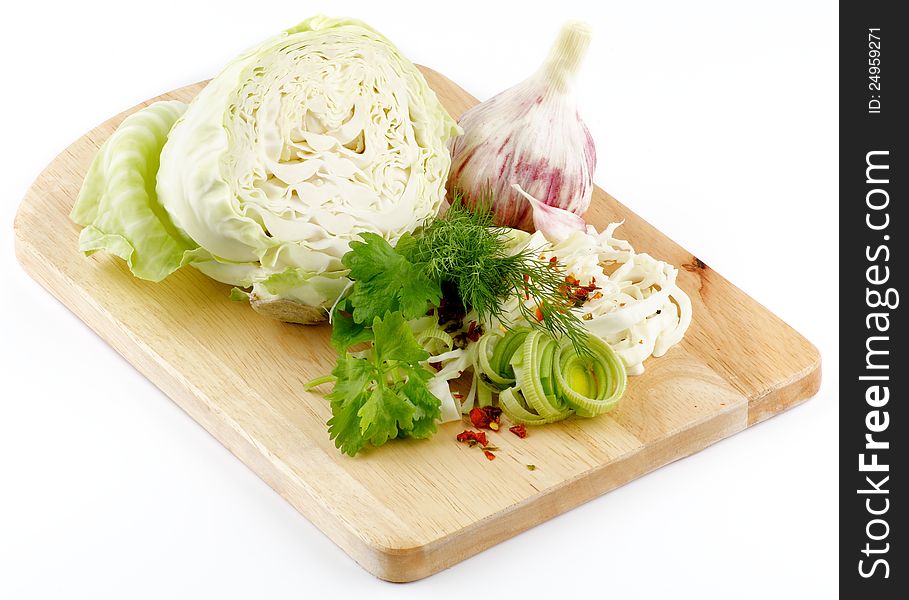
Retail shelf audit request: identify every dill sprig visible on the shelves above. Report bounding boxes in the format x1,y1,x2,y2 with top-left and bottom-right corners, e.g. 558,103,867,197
406,192,590,353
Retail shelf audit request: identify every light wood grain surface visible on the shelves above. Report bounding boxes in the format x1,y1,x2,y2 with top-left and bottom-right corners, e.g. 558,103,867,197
13,66,820,582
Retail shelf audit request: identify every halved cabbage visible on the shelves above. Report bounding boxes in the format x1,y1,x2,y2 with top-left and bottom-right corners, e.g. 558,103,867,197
158,16,460,322
71,16,460,323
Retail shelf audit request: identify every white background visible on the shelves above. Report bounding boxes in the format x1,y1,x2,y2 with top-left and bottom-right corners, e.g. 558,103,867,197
0,1,838,597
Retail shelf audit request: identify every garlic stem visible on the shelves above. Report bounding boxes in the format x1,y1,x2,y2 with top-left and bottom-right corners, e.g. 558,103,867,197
539,21,592,95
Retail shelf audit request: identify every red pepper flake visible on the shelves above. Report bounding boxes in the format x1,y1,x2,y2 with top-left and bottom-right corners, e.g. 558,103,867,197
548,256,558,268
509,424,528,438
466,320,483,342
534,306,544,322
456,429,489,447
469,406,502,429
560,274,600,308
483,450,496,461
469,407,488,428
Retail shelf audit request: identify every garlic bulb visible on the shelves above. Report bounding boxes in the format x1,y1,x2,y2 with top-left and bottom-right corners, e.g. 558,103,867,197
448,21,596,231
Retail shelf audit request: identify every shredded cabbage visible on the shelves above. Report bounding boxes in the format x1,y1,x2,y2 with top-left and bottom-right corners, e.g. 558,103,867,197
502,223,692,375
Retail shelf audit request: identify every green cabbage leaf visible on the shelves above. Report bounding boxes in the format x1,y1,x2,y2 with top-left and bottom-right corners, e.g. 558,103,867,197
70,100,206,281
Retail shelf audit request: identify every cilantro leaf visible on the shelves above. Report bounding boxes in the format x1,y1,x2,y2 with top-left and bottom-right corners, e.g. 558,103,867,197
342,233,441,323
326,351,375,405
329,299,374,351
372,310,431,365
324,311,442,456
326,354,376,456
400,377,441,439
358,387,415,447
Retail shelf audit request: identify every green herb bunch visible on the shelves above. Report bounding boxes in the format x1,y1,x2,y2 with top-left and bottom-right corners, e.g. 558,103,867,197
405,194,589,352
309,192,590,455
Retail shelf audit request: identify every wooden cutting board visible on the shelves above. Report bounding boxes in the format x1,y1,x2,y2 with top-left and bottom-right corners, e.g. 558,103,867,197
13,66,820,582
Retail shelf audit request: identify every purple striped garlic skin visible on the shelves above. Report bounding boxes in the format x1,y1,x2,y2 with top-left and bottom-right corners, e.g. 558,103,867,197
447,22,596,232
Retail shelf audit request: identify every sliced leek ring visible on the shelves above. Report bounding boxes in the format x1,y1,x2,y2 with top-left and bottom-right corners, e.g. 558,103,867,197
416,326,454,355
498,387,572,425
474,326,626,425
477,333,514,387
554,334,626,417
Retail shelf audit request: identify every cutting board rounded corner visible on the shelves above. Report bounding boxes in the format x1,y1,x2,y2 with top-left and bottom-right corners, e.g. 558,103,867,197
356,537,442,583
748,344,821,425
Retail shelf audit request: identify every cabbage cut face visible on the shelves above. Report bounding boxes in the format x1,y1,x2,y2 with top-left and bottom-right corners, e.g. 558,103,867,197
158,16,459,321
